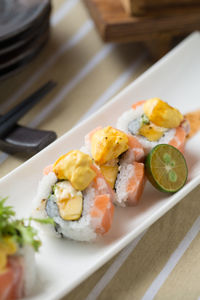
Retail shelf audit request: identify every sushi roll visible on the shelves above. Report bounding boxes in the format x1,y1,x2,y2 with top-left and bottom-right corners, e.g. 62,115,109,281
85,126,145,207
0,198,40,299
33,150,115,242
117,98,190,155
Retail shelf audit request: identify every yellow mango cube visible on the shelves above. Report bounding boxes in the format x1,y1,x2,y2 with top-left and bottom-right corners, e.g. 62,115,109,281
143,98,183,128
58,195,83,221
91,126,129,165
100,165,119,188
139,124,165,141
53,150,96,191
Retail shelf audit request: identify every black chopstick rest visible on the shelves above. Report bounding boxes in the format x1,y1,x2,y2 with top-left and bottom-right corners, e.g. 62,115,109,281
0,124,57,155
0,80,57,154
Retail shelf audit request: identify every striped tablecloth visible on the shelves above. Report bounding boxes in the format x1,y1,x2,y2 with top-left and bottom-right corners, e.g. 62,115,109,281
0,1,200,299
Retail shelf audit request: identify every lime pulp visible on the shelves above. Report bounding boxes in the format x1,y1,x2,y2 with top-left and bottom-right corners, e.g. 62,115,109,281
145,144,188,193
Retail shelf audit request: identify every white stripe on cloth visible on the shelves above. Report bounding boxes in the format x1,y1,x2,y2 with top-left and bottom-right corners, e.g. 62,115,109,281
79,53,147,123
141,216,200,300
85,231,146,300
0,0,88,113
51,0,80,26
29,44,115,128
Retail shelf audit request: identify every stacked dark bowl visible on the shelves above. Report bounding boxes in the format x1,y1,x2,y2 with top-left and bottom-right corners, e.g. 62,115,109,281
0,0,51,81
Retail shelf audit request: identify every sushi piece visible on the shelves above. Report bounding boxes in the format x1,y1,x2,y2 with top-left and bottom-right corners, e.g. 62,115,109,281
0,198,41,299
85,126,145,207
33,150,115,242
117,98,190,155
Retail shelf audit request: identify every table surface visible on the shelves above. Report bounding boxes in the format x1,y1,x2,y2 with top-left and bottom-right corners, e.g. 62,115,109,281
0,1,200,299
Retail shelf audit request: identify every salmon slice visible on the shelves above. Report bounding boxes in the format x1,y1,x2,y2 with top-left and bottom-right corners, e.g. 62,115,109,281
131,100,146,110
85,126,102,150
91,164,116,202
0,256,24,300
115,162,145,206
126,134,145,162
169,127,186,153
43,164,53,175
126,162,145,206
90,165,115,234
90,194,114,234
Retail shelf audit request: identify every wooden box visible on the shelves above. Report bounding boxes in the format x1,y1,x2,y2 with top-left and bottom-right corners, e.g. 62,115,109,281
84,0,200,59
121,0,200,15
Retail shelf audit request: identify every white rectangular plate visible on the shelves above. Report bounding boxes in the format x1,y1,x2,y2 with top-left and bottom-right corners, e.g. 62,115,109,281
1,32,200,300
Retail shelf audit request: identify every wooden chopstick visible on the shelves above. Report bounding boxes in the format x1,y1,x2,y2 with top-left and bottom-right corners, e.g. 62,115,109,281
0,80,56,139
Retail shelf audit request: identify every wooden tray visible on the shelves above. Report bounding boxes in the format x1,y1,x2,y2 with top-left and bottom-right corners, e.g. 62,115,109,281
121,0,200,16
84,0,200,58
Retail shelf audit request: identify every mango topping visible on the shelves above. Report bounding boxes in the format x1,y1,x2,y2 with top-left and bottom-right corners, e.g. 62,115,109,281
0,237,17,272
100,165,119,188
91,126,129,165
54,181,83,221
143,98,183,129
139,123,166,141
53,150,96,191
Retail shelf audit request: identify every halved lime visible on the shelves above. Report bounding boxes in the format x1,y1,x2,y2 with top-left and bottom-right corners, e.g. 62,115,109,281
145,144,188,193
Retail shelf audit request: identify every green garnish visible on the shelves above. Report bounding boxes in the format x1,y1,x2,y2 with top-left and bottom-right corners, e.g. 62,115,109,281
0,198,54,251
141,114,150,125
30,217,55,225
52,184,57,195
